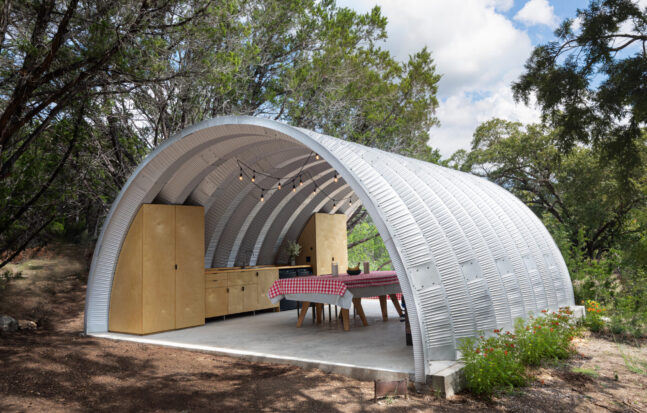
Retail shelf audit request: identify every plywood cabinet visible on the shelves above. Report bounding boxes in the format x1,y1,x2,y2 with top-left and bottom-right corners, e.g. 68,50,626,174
204,267,281,317
109,204,205,334
296,213,348,275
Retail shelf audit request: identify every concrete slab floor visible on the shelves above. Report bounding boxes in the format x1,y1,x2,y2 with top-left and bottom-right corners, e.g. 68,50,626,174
93,300,415,381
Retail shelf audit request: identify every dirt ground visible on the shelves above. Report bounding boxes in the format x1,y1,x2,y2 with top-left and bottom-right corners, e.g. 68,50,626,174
0,244,646,412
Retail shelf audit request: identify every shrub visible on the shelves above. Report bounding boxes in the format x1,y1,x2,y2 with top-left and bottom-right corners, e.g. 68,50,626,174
459,307,581,396
515,308,580,365
458,334,527,396
583,299,606,333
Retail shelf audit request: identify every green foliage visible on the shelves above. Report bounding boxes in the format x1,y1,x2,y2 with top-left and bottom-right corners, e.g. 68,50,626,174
583,300,607,333
460,119,647,259
0,0,442,266
514,309,580,366
459,308,580,396
512,0,647,171
347,216,391,271
458,335,527,396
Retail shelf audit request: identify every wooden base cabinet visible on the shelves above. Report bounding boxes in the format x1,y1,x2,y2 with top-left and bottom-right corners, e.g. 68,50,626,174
109,204,205,334
205,268,279,317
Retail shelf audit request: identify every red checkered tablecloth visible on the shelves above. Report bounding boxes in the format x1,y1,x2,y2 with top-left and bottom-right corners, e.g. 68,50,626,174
268,271,398,300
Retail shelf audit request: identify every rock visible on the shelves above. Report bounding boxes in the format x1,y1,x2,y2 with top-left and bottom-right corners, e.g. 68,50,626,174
18,319,37,330
0,315,18,332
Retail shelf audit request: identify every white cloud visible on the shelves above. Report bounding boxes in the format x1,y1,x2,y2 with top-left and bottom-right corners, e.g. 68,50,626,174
430,83,540,155
514,0,558,28
338,0,541,156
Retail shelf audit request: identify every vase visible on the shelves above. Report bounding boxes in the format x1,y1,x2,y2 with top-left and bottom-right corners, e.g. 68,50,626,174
290,257,296,266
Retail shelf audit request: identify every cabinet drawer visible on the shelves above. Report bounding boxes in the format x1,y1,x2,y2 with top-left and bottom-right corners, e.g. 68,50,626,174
205,274,227,288
228,271,257,286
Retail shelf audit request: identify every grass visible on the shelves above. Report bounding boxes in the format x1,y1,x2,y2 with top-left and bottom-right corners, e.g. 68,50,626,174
618,344,647,376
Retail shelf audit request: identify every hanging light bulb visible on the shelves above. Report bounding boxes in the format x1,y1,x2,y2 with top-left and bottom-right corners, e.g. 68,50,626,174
315,153,320,160
260,191,264,202
239,168,243,181
299,175,303,186
292,182,296,192
333,200,336,208
277,181,281,190
313,186,316,194
334,174,338,183
349,198,352,206
252,170,256,182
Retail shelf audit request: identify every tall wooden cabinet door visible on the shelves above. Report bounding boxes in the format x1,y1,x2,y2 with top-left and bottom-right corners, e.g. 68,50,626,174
142,205,176,333
175,205,205,328
109,208,143,333
243,284,258,312
257,270,278,309
228,286,244,314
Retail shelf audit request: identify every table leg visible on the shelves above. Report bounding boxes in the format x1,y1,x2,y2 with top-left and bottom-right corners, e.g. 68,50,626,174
389,294,404,316
316,303,323,324
296,301,310,328
352,298,369,326
341,308,350,331
379,295,388,321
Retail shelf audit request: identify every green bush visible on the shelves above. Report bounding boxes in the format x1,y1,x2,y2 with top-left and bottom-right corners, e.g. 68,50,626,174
515,308,580,365
459,307,581,396
458,333,527,396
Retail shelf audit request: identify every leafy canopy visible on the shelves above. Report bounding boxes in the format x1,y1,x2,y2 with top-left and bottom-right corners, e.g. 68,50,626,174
512,0,647,171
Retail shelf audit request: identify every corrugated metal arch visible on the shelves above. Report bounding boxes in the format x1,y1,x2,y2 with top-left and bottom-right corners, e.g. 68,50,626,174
84,116,575,383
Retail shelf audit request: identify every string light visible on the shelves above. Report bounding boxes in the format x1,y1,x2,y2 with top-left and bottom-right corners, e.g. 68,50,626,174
236,154,354,207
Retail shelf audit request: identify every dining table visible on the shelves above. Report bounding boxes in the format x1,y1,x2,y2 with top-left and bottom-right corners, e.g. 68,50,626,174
268,271,403,331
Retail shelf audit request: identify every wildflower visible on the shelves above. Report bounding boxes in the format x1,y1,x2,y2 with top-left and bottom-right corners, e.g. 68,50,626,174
536,325,542,329
494,329,500,333
504,350,508,355
510,343,515,348
550,328,554,332
475,348,480,354
541,309,547,313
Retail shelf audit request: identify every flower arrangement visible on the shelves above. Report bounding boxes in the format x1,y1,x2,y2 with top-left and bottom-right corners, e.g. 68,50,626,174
286,240,301,264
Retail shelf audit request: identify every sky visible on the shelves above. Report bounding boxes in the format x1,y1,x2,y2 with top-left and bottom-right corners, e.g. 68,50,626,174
337,0,591,157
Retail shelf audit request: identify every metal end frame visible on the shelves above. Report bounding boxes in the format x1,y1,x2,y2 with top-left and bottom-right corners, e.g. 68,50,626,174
84,116,575,382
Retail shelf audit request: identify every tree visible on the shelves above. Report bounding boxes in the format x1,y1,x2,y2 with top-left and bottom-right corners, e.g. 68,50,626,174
512,0,647,171
458,118,647,259
0,0,442,267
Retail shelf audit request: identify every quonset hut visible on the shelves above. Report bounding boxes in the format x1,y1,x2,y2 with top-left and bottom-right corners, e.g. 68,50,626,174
85,116,575,382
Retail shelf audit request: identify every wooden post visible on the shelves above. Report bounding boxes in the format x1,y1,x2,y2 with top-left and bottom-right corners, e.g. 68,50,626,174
379,295,388,321
341,308,350,331
296,301,310,328
389,294,403,316
352,298,369,326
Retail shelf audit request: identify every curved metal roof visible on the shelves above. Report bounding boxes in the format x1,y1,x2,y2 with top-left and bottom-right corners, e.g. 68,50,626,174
84,116,575,382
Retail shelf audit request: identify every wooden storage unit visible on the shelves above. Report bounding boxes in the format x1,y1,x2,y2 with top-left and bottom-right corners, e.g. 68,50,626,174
109,204,205,334
204,266,311,317
296,213,348,275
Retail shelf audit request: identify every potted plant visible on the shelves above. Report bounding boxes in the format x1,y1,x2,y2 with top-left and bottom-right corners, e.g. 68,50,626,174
286,240,301,266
